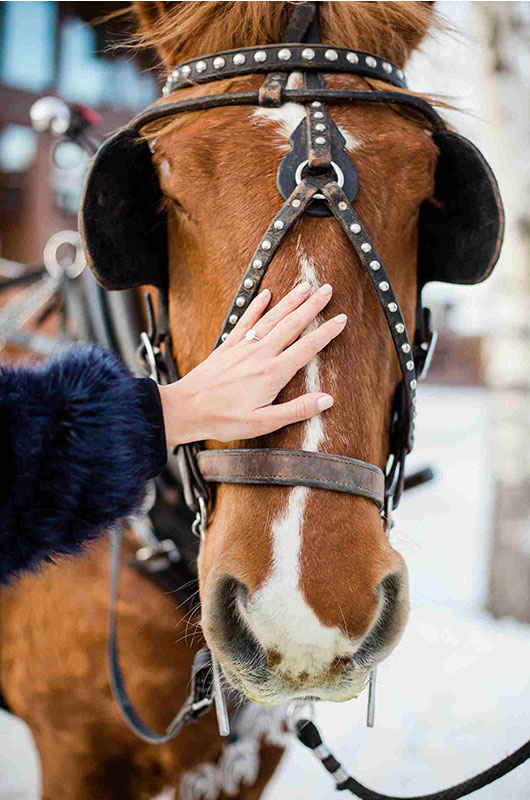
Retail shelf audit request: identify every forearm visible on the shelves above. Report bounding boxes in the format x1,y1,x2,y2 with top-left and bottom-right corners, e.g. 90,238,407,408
0,344,167,583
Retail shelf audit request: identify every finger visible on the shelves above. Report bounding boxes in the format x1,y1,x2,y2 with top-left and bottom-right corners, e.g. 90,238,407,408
223,288,271,346
262,283,334,355
276,313,348,380
252,392,334,434
247,281,313,339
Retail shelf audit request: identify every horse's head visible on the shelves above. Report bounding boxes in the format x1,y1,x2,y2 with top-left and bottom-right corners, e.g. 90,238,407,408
81,2,502,706
129,1,440,705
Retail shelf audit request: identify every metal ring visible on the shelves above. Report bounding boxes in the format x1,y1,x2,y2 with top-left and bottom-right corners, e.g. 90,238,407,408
294,160,345,200
43,230,86,280
245,328,261,342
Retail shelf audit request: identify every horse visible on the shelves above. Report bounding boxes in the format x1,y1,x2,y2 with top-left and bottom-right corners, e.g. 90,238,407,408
1,2,444,797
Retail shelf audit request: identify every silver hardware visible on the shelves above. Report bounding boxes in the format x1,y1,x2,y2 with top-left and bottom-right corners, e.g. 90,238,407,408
382,62,392,74
273,219,284,230
346,52,359,64
195,60,207,73
311,101,322,107
213,57,226,69
365,56,377,68
162,86,170,96
221,332,229,341
292,198,301,208
212,656,230,737
388,302,397,312
135,538,181,573
379,281,389,291
301,48,315,60
229,314,238,325
286,700,315,732
361,243,372,253
338,201,347,210
30,96,71,136
261,239,272,250
350,223,361,234
313,110,324,119
243,278,254,289
369,260,380,271
43,229,86,279
278,48,292,61
406,360,414,370
325,49,338,61
315,136,326,145
410,379,417,390
254,50,267,63
140,331,159,382
191,494,207,540
395,323,405,333
397,68,404,80
253,258,263,268
245,328,261,342
401,343,411,353
315,123,326,132
233,53,246,65
419,330,438,380
181,65,191,77
171,68,180,80
294,159,344,200
236,295,246,307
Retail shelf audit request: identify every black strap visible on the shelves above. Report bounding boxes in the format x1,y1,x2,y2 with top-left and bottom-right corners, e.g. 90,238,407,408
108,526,214,743
295,719,530,800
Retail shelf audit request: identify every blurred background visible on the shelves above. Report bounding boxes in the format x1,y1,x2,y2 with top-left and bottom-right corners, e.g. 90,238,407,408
0,1,529,798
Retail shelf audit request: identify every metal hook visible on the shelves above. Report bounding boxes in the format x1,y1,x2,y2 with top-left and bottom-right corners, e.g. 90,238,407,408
211,655,230,737
191,494,207,541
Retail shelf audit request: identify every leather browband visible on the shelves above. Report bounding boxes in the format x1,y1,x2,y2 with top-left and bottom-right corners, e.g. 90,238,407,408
196,449,385,509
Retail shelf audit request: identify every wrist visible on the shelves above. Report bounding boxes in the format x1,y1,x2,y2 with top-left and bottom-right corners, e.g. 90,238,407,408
158,380,203,446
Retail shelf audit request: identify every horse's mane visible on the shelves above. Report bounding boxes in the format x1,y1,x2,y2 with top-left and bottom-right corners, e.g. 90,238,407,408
130,1,440,69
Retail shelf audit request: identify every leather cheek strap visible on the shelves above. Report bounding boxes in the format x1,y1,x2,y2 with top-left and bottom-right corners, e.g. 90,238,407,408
196,449,385,509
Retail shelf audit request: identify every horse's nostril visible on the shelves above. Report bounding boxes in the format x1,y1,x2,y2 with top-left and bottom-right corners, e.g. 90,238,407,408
210,577,266,669
352,571,407,668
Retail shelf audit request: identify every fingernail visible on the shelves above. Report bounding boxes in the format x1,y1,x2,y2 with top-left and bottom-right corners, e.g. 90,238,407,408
260,288,270,297
317,395,334,411
319,283,332,295
297,281,310,293
334,313,347,324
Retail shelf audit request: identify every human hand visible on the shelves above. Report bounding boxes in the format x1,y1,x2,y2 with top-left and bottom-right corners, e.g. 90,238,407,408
158,281,347,445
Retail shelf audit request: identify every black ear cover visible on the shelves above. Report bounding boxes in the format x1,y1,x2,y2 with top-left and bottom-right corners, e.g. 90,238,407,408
417,131,504,286
79,129,167,290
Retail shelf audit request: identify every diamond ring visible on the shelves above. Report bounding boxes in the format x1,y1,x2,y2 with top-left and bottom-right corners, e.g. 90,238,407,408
245,328,261,342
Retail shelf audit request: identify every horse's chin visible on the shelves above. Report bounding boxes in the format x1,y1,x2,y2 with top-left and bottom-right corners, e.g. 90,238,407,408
219,661,369,706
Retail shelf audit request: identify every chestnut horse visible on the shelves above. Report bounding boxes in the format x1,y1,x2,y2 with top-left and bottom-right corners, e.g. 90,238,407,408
0,3,439,797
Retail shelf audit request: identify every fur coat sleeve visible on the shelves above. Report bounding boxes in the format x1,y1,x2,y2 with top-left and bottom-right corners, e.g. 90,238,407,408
0,344,167,583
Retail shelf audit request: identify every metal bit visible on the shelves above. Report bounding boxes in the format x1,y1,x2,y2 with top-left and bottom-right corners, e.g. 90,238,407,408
211,655,230,737
366,667,377,727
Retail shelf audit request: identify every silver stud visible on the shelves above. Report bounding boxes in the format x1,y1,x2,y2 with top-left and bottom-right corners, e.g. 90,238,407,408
233,53,246,65
302,48,315,61
261,239,272,250
421,341,429,351
244,278,254,289
410,379,417,390
273,219,285,230
278,48,292,61
253,259,263,269
292,198,301,208
350,223,361,234
388,302,398,312
254,50,267,63
325,49,338,61
315,136,326,145
361,243,372,253
369,260,380,271
346,52,359,64
236,296,246,307
181,64,192,77
171,68,180,79
395,323,405,334
379,281,389,291
195,60,207,74
315,123,326,132
397,68,404,80
162,85,170,96
221,332,229,341
311,101,322,108
313,111,324,119
382,62,392,74
406,360,414,371
401,343,411,353
229,314,238,325
213,57,226,69
365,56,377,69
338,201,347,211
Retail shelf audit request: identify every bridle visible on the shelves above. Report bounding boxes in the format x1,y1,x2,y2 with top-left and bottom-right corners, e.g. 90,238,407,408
132,0,441,543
